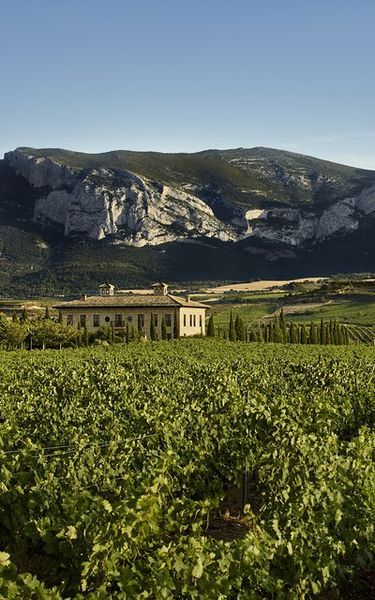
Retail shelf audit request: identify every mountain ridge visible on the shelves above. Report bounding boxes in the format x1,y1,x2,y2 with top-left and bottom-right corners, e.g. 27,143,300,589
0,145,374,295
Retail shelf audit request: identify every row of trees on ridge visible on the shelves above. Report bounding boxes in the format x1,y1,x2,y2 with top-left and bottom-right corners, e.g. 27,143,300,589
206,310,351,345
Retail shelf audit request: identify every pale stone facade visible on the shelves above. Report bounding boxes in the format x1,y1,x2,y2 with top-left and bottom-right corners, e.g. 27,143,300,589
54,283,208,339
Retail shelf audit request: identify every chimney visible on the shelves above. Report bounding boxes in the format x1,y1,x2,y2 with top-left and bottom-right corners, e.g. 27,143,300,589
81,294,87,301
186,295,191,302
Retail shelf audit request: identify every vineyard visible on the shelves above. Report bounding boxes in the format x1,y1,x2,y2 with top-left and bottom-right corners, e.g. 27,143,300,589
0,340,374,598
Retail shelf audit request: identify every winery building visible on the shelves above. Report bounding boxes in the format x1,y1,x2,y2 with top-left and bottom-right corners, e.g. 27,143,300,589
54,282,209,338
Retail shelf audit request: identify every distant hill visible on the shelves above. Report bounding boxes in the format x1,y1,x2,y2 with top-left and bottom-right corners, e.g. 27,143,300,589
0,145,374,296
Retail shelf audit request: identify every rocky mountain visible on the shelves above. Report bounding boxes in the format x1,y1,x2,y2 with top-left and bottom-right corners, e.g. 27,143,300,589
0,145,375,294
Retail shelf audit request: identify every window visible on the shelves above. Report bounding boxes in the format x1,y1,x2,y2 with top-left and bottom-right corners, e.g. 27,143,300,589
105,316,110,323
138,314,145,330
67,314,73,325
80,315,86,327
193,314,196,327
165,313,172,327
167,333,172,340
183,314,186,327
199,315,202,328
93,314,100,328
190,314,193,327
115,314,123,327
152,313,158,326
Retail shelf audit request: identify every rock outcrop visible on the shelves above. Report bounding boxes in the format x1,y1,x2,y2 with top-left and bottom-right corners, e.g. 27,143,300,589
4,147,375,249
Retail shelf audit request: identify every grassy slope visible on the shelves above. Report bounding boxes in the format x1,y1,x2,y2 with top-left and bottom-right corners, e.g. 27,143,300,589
210,281,375,339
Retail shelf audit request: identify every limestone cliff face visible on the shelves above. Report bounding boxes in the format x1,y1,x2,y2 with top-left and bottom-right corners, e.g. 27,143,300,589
242,184,375,246
5,149,237,246
4,148,375,249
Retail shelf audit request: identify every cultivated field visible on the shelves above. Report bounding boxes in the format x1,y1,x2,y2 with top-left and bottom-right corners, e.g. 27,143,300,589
204,277,326,293
0,340,373,598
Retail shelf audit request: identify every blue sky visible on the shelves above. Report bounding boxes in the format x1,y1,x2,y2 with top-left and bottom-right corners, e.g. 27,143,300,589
1,0,374,168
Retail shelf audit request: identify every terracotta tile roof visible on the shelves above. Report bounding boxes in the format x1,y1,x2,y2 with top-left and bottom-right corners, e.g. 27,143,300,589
168,295,209,308
54,294,209,309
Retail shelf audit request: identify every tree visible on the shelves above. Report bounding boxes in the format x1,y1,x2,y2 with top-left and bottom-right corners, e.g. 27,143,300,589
279,309,288,342
290,322,299,344
207,315,215,337
53,323,80,349
320,318,325,345
301,324,308,345
20,308,28,323
273,318,284,344
310,322,319,345
0,314,28,349
161,316,167,340
84,322,89,346
235,315,247,341
229,312,236,341
173,310,179,339
257,325,264,342
150,314,157,341
129,324,136,342
30,319,78,349
58,310,63,324
45,306,50,320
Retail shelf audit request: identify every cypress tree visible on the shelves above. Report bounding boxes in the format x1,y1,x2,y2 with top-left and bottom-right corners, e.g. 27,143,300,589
301,323,308,344
77,322,82,346
273,318,284,343
268,323,275,343
279,309,288,342
257,325,264,342
161,316,167,340
125,322,129,344
45,306,50,320
12,312,17,322
84,322,89,346
58,310,63,324
173,310,179,339
20,308,28,323
229,312,236,341
320,318,325,344
235,315,247,341
329,319,334,342
290,322,298,344
287,321,294,344
310,322,319,344
235,315,241,340
335,322,340,344
207,315,215,337
150,314,157,341
110,321,115,343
